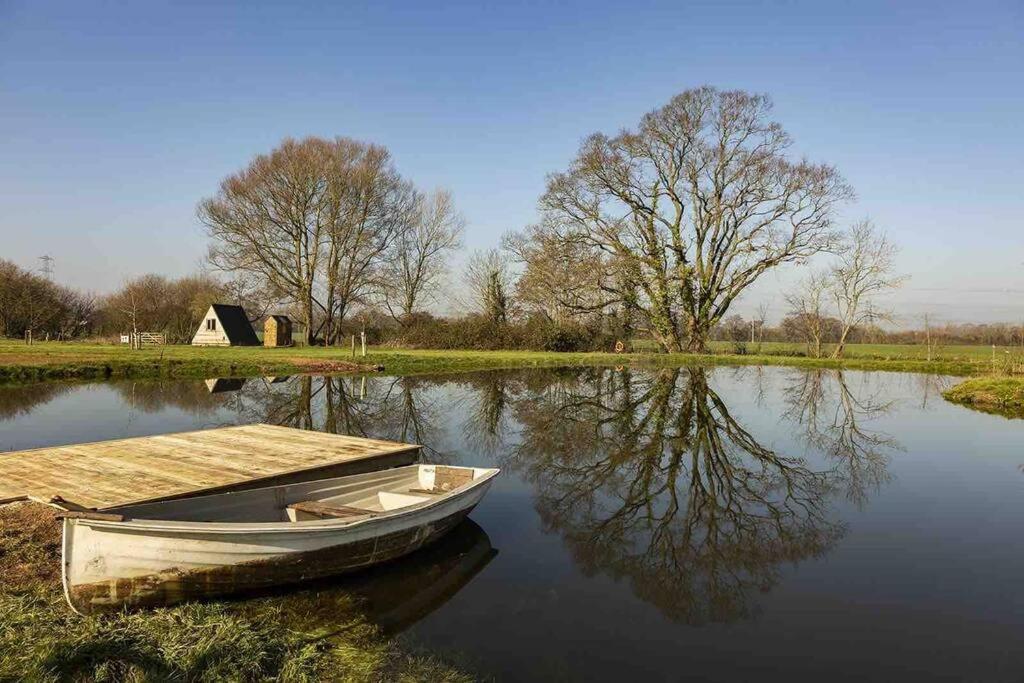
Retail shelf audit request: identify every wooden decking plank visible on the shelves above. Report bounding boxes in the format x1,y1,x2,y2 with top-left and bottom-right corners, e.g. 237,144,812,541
57,449,231,492
0,424,420,509
147,435,288,474
247,424,406,450
58,442,240,484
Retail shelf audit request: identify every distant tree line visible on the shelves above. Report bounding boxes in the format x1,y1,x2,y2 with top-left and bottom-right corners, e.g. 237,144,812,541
0,259,96,341
0,261,232,344
98,273,232,344
722,318,1024,349
10,86,1019,353
2,252,1020,352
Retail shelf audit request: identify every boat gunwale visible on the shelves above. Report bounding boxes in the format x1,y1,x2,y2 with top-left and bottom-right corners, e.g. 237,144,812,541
64,466,500,535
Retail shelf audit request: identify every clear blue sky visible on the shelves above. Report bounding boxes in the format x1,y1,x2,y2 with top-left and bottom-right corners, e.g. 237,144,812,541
1,0,1021,323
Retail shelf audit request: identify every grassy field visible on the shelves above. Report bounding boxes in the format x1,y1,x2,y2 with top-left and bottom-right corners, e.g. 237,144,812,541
1,338,1022,384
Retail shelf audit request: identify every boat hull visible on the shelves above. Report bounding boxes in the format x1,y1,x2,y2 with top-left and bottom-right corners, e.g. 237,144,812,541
63,470,495,614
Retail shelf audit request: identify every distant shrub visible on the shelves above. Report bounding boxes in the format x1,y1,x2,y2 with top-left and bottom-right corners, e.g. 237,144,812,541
372,313,619,353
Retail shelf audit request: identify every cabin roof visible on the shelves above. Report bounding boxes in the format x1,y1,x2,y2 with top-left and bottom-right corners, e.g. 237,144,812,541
210,304,260,345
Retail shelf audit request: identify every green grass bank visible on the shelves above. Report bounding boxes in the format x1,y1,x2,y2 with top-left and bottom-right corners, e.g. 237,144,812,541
2,339,1019,384
942,377,1024,418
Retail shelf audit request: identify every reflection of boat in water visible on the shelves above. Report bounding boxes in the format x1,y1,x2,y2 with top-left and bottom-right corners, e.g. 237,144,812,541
344,517,498,633
213,518,496,637
62,465,499,614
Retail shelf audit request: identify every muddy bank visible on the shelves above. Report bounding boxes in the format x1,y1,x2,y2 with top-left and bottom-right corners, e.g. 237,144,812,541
0,502,62,592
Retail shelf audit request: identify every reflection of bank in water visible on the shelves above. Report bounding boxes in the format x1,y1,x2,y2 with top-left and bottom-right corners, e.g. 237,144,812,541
205,377,247,393
256,519,497,636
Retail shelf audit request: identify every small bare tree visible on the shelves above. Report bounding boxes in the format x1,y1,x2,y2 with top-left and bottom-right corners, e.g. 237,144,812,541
752,302,770,353
120,288,140,350
380,189,464,321
465,249,513,324
505,219,612,324
786,271,831,358
830,221,905,358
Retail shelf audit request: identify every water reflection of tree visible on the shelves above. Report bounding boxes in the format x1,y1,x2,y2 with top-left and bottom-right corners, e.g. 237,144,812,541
11,366,904,626
911,373,954,411
227,375,450,460
781,370,901,506
456,370,531,455
91,375,450,459
501,366,901,624
110,380,232,415
0,383,70,421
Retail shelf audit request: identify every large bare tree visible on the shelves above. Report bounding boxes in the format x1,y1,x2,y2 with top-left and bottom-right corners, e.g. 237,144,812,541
200,138,336,344
321,143,415,343
379,188,464,321
200,137,414,345
537,86,853,352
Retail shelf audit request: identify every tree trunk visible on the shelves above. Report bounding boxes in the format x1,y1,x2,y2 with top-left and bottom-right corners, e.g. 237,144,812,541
832,327,850,359
651,328,683,353
649,307,682,353
685,334,708,354
684,317,711,354
302,297,315,346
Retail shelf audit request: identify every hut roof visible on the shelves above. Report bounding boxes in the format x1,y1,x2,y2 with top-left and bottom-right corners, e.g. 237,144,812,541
211,304,260,345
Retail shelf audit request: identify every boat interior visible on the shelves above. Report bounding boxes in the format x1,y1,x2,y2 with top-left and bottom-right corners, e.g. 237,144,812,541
105,464,496,524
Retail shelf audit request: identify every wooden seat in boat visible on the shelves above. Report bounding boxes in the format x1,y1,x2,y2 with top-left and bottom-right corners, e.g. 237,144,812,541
287,501,374,520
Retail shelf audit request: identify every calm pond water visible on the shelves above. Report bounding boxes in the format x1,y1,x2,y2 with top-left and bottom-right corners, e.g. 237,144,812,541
2,366,1023,681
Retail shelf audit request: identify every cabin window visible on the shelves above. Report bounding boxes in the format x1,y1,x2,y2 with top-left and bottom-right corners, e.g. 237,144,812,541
206,319,216,331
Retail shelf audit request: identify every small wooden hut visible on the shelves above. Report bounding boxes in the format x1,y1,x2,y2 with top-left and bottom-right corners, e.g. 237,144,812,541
264,315,293,348
191,304,260,347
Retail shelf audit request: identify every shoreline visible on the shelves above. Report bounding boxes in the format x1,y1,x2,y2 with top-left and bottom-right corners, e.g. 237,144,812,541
2,342,1022,417
0,343,1002,385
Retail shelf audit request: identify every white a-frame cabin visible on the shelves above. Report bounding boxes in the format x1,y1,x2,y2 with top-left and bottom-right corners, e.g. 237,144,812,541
191,304,261,346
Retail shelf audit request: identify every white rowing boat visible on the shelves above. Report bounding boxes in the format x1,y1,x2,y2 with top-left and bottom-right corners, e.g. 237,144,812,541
61,464,499,614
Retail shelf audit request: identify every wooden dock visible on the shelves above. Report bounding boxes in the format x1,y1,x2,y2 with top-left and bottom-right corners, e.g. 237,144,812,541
0,424,421,510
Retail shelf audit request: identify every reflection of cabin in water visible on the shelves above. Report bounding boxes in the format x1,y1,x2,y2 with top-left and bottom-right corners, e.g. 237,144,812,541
192,304,260,347
205,378,247,393
263,315,293,347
